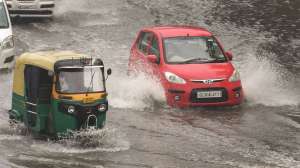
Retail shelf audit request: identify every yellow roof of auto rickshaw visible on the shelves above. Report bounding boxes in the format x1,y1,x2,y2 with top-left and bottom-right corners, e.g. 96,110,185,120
13,51,89,96
15,51,88,71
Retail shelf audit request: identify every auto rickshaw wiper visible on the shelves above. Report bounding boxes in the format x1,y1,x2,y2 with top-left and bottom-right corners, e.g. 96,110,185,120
86,71,97,96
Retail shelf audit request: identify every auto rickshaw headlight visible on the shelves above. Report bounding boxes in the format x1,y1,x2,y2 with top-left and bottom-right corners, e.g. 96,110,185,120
98,104,107,112
67,105,75,114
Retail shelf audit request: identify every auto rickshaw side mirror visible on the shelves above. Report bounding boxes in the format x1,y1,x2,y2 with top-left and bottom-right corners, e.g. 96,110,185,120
225,51,233,61
106,68,112,80
107,68,112,75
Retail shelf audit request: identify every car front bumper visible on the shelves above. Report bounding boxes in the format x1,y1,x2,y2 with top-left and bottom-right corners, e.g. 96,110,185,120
164,80,244,108
6,0,55,17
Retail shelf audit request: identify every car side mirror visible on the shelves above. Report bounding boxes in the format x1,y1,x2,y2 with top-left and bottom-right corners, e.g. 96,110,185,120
225,51,233,61
147,54,158,64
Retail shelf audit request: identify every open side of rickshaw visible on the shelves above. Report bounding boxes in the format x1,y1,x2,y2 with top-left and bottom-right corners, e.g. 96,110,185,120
9,51,111,138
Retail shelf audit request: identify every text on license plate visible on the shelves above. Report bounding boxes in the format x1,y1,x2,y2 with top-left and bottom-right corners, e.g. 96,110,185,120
18,5,35,9
197,91,222,98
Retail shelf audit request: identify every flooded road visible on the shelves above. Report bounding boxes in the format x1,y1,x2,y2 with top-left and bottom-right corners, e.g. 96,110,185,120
0,0,299,167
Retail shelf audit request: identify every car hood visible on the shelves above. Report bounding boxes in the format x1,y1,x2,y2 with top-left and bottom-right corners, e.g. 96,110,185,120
0,28,12,42
164,62,234,80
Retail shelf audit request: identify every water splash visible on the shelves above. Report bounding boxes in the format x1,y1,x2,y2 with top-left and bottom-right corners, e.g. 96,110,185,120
0,121,28,137
31,127,130,154
0,135,22,141
107,72,166,109
240,53,300,106
0,121,130,154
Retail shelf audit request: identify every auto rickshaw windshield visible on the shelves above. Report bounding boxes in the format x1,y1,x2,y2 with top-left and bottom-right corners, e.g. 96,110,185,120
56,66,105,94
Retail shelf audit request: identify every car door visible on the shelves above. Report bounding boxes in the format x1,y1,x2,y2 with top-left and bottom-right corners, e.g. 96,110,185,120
129,31,153,74
147,34,162,78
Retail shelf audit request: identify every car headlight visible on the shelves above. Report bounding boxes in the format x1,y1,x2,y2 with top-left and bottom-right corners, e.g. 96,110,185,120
2,36,14,50
164,72,186,84
229,70,240,82
67,105,75,114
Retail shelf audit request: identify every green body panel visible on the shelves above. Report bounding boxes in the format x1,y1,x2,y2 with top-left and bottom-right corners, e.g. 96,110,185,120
10,92,107,137
11,93,51,133
32,104,50,133
51,99,107,134
51,99,77,133
10,93,25,121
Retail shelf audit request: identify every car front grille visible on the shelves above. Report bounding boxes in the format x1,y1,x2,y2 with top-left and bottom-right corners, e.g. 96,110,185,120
4,56,14,63
17,0,35,3
190,78,226,84
190,87,228,103
9,10,53,15
17,0,35,2
41,4,55,8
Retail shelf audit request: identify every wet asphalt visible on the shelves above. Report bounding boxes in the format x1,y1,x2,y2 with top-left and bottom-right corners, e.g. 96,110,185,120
0,0,299,167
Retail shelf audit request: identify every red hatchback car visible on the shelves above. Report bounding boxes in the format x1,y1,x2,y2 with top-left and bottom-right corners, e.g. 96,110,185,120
129,26,244,107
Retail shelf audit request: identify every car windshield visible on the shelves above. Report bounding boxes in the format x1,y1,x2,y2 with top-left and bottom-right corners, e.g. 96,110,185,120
0,2,8,28
56,66,104,94
164,36,227,64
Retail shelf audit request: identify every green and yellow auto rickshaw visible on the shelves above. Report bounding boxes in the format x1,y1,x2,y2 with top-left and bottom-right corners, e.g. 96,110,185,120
9,51,111,138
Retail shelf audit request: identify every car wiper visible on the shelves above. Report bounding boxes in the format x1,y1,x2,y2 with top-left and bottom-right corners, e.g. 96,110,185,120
207,58,227,63
182,58,210,64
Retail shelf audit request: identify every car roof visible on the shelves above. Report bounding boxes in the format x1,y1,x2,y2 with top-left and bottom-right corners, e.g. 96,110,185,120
144,25,212,38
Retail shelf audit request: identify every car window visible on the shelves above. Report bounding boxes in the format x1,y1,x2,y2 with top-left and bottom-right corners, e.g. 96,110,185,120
164,36,226,64
137,32,153,54
0,2,9,28
149,37,160,58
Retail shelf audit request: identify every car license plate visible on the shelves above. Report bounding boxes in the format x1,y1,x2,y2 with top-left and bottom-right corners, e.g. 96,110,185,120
197,91,222,98
18,5,35,9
